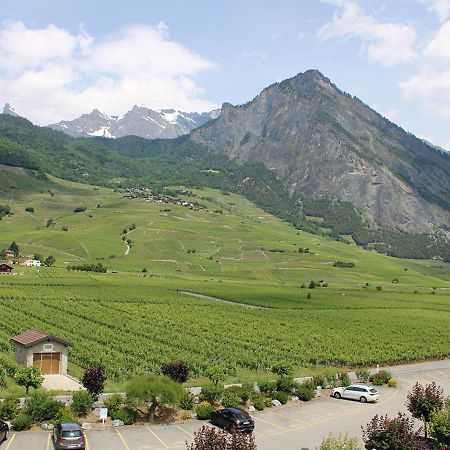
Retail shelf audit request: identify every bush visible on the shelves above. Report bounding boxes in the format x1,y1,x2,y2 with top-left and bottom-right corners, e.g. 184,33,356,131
196,401,214,420
295,384,315,401
276,376,296,394
273,391,289,405
429,408,450,449
111,406,137,425
186,425,257,450
200,384,223,404
11,413,32,430
62,224,69,232
221,392,241,408
319,433,359,449
26,392,63,423
25,207,34,213
251,393,269,411
71,391,92,417
225,385,252,404
355,369,370,382
370,370,391,386
74,207,87,213
179,392,195,411
312,375,326,388
376,286,382,291
103,394,125,417
68,263,107,273
339,372,351,387
46,218,54,227
52,406,79,425
333,261,355,268
258,380,277,397
388,378,398,388
181,411,192,420
161,361,190,383
271,360,293,376
0,398,19,420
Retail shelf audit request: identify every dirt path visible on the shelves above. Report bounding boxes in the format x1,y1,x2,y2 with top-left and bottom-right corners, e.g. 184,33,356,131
181,291,263,309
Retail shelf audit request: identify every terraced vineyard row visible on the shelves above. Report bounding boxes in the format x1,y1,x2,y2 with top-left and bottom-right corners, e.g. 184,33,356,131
0,272,449,381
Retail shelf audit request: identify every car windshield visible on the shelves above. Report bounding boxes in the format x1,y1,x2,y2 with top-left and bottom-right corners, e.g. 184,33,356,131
61,430,82,438
235,412,249,420
369,388,378,394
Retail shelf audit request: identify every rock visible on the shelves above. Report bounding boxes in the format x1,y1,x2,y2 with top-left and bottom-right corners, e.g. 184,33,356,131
188,387,202,396
81,423,92,431
291,396,299,401
248,405,256,412
112,419,124,427
41,423,54,430
92,407,101,417
93,401,103,408
193,396,200,404
271,400,282,407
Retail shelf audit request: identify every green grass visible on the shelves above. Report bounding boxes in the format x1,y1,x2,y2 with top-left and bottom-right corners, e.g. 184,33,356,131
0,166,449,388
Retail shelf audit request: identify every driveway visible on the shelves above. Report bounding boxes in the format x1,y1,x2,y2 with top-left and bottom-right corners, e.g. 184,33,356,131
42,375,83,391
2,360,449,450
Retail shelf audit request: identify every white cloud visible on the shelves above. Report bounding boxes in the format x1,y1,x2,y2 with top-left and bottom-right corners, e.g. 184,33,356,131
420,0,450,22
423,20,450,61
319,0,417,66
238,50,268,65
0,21,217,124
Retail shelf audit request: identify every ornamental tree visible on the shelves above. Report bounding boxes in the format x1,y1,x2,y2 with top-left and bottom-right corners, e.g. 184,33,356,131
406,382,444,438
185,425,257,450
15,366,44,394
126,374,183,420
205,366,228,386
161,361,190,383
82,365,107,399
428,407,450,449
362,412,420,450
319,433,359,450
271,360,293,377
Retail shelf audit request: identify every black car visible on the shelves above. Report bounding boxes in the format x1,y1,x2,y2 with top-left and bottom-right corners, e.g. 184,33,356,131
53,423,85,450
0,420,8,442
210,407,255,433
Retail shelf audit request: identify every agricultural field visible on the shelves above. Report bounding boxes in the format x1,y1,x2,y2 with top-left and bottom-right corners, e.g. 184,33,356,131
0,165,449,386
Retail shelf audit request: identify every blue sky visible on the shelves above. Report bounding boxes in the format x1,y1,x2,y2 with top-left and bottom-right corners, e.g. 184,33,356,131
1,0,450,149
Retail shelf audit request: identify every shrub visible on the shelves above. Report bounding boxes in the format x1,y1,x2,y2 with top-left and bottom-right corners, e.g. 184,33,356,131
74,206,87,213
26,392,63,423
111,406,137,425
181,411,192,420
11,413,32,431
0,398,19,420
225,385,252,404
295,384,315,401
388,378,398,388
82,365,107,398
339,372,351,387
258,380,277,397
186,425,257,450
370,370,391,386
200,384,224,404
251,393,269,411
376,285,382,291
272,360,293,376
221,392,241,408
273,391,289,405
196,401,214,420
161,361,190,383
308,280,317,289
71,391,92,417
46,218,54,227
333,261,355,268
52,406,79,425
429,408,450,449
312,375,326,388
25,207,34,213
103,394,125,417
319,433,359,449
179,392,195,411
276,376,296,394
355,369,370,382
62,225,69,232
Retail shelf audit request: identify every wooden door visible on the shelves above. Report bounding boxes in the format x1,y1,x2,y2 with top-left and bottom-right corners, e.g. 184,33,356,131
33,352,61,374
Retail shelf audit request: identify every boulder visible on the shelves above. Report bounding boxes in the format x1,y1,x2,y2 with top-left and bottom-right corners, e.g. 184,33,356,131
291,396,299,401
271,399,282,407
248,405,256,412
81,423,92,431
112,419,124,427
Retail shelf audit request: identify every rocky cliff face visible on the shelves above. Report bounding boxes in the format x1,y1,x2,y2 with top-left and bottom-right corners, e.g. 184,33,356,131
191,70,450,233
48,106,220,139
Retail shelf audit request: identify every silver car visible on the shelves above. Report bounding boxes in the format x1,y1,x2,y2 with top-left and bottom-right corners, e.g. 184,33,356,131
331,384,379,403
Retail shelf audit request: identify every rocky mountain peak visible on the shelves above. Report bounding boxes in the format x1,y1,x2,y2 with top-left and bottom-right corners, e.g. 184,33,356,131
2,103,19,117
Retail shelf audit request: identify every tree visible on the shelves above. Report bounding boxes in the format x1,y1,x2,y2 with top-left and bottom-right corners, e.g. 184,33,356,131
362,412,420,450
126,374,183,420
33,253,43,262
271,360,293,377
161,361,190,383
8,241,19,257
318,433,359,450
428,407,450,449
205,366,228,386
15,366,44,394
82,366,107,399
44,255,55,266
406,382,444,438
185,425,257,450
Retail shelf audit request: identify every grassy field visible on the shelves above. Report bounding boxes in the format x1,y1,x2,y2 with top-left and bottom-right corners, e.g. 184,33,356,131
0,165,449,387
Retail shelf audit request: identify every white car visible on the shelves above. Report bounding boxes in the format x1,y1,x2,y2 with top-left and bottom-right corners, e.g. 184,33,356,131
331,384,379,403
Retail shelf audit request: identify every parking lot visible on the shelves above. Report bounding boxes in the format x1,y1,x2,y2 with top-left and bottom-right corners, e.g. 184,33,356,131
2,360,449,450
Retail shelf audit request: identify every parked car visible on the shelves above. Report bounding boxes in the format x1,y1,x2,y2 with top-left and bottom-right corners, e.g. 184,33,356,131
53,423,85,450
0,420,9,442
210,407,255,433
332,384,379,403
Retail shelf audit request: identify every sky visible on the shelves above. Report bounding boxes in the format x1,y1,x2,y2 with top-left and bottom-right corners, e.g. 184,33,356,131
1,0,449,149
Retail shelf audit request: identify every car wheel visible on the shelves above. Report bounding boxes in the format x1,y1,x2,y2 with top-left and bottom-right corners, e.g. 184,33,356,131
360,396,367,403
333,392,341,399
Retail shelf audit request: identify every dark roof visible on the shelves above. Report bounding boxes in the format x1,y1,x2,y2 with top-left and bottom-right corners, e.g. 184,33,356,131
11,329,72,348
0,262,13,268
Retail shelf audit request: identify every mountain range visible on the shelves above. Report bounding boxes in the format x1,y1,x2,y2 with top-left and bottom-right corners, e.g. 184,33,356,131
46,106,220,139
1,69,449,260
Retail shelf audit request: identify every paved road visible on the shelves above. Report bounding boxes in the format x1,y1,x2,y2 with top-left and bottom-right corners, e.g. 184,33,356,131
2,360,449,450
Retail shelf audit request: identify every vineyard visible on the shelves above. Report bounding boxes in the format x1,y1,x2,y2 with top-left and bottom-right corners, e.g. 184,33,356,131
0,168,449,386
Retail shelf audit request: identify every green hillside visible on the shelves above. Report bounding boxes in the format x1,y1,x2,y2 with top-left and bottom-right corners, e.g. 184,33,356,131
0,166,449,384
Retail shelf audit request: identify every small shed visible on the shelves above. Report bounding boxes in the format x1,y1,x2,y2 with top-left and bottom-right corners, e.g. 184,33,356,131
0,262,13,273
11,330,72,375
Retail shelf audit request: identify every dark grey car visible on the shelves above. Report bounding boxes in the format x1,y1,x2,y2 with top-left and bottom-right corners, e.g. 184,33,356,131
53,423,85,450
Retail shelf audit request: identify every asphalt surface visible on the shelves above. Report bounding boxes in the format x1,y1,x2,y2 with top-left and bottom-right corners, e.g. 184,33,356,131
2,360,449,450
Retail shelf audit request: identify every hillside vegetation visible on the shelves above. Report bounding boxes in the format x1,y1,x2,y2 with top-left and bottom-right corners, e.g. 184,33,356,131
0,167,448,382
